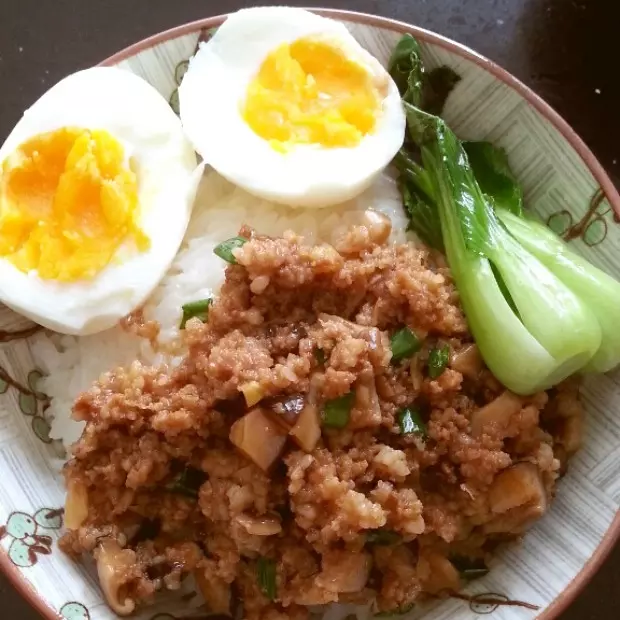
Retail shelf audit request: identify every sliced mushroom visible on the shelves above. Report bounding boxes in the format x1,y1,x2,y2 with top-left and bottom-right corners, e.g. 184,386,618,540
229,407,288,471
195,568,231,614
485,463,547,534
450,344,483,380
95,539,136,616
289,402,321,453
417,550,461,595
470,391,523,438
64,478,89,530
235,513,282,536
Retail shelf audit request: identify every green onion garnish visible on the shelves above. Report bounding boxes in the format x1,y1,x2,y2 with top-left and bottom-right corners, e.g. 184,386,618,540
375,603,415,617
180,298,212,329
390,327,421,362
214,236,248,264
165,466,207,499
428,344,450,379
450,556,490,580
256,557,277,601
314,348,326,365
397,407,426,437
366,529,402,545
322,392,355,428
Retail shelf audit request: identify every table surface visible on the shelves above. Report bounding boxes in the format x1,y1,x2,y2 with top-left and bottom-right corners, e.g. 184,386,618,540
0,0,618,618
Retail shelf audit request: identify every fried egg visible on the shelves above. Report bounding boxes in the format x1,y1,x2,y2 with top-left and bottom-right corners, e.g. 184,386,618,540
0,67,202,335
179,7,405,208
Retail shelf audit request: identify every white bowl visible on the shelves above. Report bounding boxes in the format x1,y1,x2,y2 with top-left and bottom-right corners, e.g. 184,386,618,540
1,9,619,620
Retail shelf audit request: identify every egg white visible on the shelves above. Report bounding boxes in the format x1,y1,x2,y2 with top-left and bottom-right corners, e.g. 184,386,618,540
179,7,405,208
0,67,203,336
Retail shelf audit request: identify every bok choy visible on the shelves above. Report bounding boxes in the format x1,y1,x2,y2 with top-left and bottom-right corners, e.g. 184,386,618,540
498,210,620,373
388,34,619,394
403,104,601,394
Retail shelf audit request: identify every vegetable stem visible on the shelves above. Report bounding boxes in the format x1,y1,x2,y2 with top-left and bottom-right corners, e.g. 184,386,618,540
214,236,248,264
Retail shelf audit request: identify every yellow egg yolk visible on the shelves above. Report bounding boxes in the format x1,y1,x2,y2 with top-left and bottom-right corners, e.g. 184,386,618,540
0,127,149,282
243,38,381,151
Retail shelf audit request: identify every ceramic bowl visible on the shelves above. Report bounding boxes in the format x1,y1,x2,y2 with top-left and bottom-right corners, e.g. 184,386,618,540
1,9,619,620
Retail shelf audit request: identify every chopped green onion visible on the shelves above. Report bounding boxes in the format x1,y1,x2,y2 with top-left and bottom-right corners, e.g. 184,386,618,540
314,348,326,365
397,407,426,437
256,557,277,601
366,529,402,545
375,603,415,617
214,236,247,264
180,298,212,329
428,345,450,379
390,327,421,362
450,556,490,581
165,466,207,499
322,392,355,428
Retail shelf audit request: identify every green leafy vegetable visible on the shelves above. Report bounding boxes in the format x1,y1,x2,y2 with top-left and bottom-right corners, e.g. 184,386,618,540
387,34,424,106
428,345,450,379
450,556,490,580
397,407,426,437
498,209,620,372
388,34,460,114
165,466,207,499
392,32,620,391
256,557,277,601
402,101,601,394
375,603,415,617
214,236,248,264
390,327,422,362
314,348,327,365
463,141,523,216
322,392,355,428
422,66,462,116
180,298,212,329
367,529,402,545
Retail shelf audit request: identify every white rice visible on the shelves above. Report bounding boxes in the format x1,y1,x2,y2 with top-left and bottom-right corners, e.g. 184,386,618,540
32,167,408,451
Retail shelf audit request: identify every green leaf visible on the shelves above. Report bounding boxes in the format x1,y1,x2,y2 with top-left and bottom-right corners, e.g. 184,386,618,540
464,141,523,217
180,298,212,329
450,556,490,580
387,34,424,105
214,236,248,264
322,392,355,428
388,34,460,113
314,348,326,365
366,529,402,545
256,557,277,601
375,603,415,617
390,327,421,362
428,345,450,379
165,466,207,499
397,407,426,437
422,66,461,116
403,102,492,257
399,178,443,251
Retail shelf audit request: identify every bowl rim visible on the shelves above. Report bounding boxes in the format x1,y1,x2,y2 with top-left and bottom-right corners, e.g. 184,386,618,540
2,8,619,620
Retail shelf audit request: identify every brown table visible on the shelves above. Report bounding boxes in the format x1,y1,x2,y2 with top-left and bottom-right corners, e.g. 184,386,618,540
0,0,618,618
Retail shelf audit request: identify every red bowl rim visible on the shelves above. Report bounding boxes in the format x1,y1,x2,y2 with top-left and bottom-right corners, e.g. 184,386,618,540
2,8,619,620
